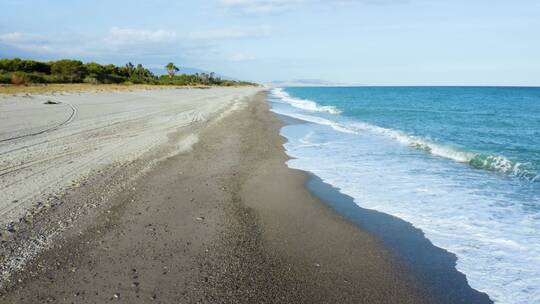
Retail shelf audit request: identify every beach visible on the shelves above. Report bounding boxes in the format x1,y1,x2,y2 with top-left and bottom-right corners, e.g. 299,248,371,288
1,0,537,302
0,87,433,303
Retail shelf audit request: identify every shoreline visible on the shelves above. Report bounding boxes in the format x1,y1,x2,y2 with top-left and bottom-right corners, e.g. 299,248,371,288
304,173,493,304
274,111,493,303
269,85,540,304
3,90,440,302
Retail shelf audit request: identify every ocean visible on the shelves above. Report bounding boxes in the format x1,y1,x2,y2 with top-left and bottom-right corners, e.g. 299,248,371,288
269,86,540,304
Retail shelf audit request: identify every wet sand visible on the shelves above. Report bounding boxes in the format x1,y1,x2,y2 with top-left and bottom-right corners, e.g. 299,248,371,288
1,90,431,303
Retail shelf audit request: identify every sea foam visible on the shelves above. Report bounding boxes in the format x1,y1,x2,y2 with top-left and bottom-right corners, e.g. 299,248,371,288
272,88,341,114
270,87,540,304
271,88,536,182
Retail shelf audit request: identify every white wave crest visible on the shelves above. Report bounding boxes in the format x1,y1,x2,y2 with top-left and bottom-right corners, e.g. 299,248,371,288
270,110,355,134
273,104,533,180
348,121,534,178
348,121,475,163
271,88,341,114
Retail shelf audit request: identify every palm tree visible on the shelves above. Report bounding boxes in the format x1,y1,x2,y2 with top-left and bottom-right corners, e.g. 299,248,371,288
125,62,135,78
165,62,179,78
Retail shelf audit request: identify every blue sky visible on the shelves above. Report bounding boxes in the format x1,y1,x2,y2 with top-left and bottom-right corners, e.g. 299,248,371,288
1,0,539,85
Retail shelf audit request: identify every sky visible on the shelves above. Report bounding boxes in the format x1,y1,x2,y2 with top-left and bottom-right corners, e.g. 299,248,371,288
0,0,539,85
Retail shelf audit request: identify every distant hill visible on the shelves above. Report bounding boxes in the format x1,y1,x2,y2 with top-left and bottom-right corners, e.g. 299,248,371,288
268,79,354,87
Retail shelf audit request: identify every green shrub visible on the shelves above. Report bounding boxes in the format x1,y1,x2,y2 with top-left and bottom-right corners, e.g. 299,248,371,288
0,57,257,86
0,73,11,84
0,58,51,73
26,72,49,84
10,72,29,85
51,59,86,83
83,76,99,84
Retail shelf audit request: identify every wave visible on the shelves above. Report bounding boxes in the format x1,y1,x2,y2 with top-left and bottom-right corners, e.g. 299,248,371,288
469,154,537,180
272,105,538,182
280,122,540,304
270,110,356,134
348,121,538,181
271,88,341,114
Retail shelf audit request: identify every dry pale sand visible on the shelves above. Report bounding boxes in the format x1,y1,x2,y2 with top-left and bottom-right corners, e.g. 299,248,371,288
0,87,259,279
0,89,431,303
0,84,215,95
0,87,258,224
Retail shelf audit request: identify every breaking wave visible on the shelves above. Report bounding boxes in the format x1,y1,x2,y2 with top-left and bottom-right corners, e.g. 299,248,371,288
272,88,341,114
270,89,537,182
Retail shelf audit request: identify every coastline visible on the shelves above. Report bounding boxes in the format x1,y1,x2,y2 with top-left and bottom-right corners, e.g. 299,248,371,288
269,85,540,304
274,104,493,303
304,173,493,304
3,90,431,302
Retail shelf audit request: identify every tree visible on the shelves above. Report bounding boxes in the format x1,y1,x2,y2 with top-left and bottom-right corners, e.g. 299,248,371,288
0,58,51,74
165,62,179,78
199,73,210,85
50,60,85,83
0,57,256,86
125,62,135,78
84,62,105,82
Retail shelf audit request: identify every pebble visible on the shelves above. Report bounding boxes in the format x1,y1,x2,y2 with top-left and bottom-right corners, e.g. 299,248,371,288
6,222,16,233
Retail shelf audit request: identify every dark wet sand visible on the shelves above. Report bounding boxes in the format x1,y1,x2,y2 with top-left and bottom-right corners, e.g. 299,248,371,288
1,92,433,303
306,174,492,304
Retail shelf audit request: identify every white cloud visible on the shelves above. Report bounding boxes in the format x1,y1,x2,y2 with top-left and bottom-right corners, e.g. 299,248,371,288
103,26,272,44
219,0,304,14
0,32,25,43
0,26,272,64
188,26,272,40
229,53,256,62
0,32,53,52
218,0,407,14
0,32,108,57
107,27,178,44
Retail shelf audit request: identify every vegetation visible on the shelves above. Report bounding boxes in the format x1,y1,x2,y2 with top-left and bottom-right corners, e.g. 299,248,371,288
0,58,257,87
165,62,179,78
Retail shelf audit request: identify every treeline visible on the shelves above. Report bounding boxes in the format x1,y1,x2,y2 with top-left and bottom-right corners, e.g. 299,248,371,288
0,58,257,86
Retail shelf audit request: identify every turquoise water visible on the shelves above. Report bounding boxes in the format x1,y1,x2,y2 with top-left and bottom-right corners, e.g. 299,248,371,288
285,86,540,181
270,87,540,304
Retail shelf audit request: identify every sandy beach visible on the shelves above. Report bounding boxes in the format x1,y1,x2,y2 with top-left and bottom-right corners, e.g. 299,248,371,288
2,1,537,302
0,88,432,303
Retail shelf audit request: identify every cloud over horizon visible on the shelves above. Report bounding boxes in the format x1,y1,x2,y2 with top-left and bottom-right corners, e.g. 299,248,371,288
0,25,270,65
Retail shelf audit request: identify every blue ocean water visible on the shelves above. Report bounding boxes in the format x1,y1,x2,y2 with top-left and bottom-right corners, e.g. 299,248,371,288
269,87,540,304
